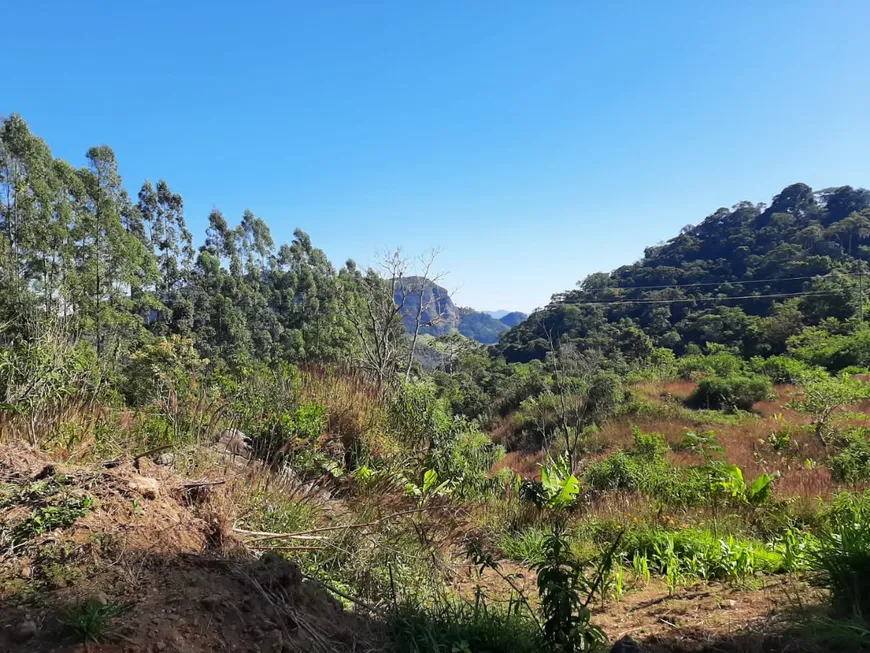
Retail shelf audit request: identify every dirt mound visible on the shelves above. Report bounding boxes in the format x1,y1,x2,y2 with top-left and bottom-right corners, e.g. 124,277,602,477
0,444,376,653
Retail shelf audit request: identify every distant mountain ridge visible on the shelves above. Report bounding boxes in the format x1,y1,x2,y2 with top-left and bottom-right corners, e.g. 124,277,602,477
395,278,509,344
499,311,527,327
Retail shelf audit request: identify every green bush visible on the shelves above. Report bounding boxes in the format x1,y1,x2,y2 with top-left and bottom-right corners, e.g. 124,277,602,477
788,323,870,373
829,431,870,484
585,450,642,493
0,327,101,444
811,492,870,619
498,528,550,565
584,429,707,507
840,366,870,377
749,355,826,385
122,335,205,407
534,526,607,652
677,351,746,380
689,374,774,411
631,426,668,457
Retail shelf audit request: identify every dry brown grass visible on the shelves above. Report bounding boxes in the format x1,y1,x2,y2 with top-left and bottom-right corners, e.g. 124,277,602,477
493,450,544,478
496,380,870,502
300,366,393,463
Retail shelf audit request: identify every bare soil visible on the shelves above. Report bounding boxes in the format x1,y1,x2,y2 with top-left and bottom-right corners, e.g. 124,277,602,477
0,444,375,653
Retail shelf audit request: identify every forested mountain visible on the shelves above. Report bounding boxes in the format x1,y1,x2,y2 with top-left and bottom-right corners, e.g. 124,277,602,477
456,307,508,343
498,183,870,363
499,311,527,327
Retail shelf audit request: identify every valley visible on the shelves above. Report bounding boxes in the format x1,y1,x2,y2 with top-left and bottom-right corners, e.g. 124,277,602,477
2,114,870,652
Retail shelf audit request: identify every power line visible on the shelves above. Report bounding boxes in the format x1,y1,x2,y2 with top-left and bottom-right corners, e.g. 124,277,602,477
556,290,841,307
567,272,849,293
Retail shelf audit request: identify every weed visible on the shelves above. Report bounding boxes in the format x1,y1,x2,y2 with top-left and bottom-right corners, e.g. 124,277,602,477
498,528,549,565
828,429,870,483
524,452,580,510
810,492,870,619
631,552,650,586
610,565,624,603
621,526,784,585
777,524,817,572
62,598,128,643
386,599,540,653
3,494,94,547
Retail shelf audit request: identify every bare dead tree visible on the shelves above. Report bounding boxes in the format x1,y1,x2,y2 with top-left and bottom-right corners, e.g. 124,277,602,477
401,248,447,382
339,250,407,391
339,247,447,389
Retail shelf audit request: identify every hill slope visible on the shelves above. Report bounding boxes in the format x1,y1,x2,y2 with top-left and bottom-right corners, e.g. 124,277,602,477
499,311,527,327
498,183,870,363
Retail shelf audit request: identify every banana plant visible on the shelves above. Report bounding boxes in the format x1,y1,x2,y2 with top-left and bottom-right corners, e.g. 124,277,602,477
539,452,581,510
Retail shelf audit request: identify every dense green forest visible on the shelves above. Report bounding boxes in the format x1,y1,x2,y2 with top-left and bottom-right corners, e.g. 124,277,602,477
499,183,870,365
0,114,400,372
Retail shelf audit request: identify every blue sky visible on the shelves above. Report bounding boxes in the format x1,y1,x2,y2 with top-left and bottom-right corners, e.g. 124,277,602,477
5,1,869,312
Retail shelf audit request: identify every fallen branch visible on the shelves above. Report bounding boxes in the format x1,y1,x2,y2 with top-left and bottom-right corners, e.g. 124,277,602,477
102,444,174,469
182,480,226,490
233,527,325,541
248,545,325,552
244,505,438,543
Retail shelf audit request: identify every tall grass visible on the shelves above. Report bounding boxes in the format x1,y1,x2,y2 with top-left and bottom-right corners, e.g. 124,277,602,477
811,493,870,620
386,599,540,653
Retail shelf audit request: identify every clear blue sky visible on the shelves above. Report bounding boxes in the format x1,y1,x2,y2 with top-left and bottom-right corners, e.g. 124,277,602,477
5,1,869,312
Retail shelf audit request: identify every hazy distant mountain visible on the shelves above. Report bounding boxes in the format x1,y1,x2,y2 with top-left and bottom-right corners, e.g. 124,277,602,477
395,279,508,344
499,311,528,327
485,310,511,319
394,277,459,336
457,308,509,344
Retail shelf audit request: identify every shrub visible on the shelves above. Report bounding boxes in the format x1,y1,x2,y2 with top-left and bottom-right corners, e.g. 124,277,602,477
677,351,745,380
788,323,870,372
829,431,870,484
689,374,774,412
534,526,607,652
585,450,641,493
122,335,205,407
498,528,550,565
790,376,870,445
840,365,870,377
431,421,505,499
0,325,101,444
584,439,707,508
585,427,710,507
631,426,668,457
811,492,870,619
749,355,826,384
